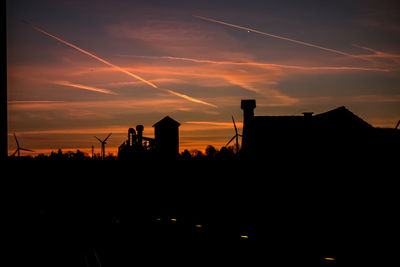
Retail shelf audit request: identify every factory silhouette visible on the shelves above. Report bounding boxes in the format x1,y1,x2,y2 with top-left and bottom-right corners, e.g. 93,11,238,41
240,99,399,162
10,98,399,161
118,116,180,160
11,99,399,267
78,98,399,162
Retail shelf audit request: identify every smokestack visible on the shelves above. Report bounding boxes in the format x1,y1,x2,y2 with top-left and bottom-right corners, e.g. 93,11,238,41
241,100,256,120
241,99,256,154
136,125,144,147
128,128,136,147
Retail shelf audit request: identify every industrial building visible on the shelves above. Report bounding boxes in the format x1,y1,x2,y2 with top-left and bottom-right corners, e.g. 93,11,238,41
240,99,400,159
118,116,180,160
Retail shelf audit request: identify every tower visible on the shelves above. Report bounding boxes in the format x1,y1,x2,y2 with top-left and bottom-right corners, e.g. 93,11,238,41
136,125,144,149
128,128,136,147
153,116,180,158
241,99,256,154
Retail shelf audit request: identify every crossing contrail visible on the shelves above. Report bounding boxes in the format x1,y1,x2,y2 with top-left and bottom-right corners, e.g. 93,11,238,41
193,15,366,60
23,20,216,108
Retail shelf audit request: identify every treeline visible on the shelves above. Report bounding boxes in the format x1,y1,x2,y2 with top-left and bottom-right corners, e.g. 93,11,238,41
180,145,237,160
8,148,115,160
7,145,238,160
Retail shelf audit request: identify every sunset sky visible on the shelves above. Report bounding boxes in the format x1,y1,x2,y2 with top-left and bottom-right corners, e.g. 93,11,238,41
7,0,400,156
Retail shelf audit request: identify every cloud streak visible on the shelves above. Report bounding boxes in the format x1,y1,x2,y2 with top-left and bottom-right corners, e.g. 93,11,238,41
131,55,389,72
193,15,370,61
353,45,400,66
23,20,217,108
53,81,119,95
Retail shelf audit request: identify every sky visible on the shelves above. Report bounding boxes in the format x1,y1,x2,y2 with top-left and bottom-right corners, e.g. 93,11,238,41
6,0,400,156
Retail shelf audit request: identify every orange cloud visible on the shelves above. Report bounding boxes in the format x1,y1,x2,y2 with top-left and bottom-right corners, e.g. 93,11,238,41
184,121,243,127
7,98,196,113
299,94,400,105
352,45,400,70
25,21,217,108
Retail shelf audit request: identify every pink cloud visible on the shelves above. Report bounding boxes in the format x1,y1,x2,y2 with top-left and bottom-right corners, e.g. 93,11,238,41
352,45,400,69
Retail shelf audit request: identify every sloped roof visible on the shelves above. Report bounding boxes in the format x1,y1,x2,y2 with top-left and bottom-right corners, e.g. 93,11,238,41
250,106,373,131
312,106,373,130
153,116,181,128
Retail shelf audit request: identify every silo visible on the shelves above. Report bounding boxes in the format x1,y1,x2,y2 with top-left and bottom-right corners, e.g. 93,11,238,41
153,116,180,158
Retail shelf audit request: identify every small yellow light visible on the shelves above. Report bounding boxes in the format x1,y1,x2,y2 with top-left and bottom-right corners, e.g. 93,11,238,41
324,257,335,261
170,218,177,222
195,224,202,228
155,218,161,221
240,235,249,239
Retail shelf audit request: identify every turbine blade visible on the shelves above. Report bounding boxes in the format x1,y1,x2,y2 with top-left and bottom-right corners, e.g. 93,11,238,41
232,116,238,134
11,150,18,156
20,148,35,152
94,136,102,143
14,133,20,148
225,136,236,147
104,133,112,142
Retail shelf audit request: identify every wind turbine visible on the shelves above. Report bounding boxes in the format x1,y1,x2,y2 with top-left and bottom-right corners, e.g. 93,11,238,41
225,116,242,154
12,133,34,157
94,133,112,160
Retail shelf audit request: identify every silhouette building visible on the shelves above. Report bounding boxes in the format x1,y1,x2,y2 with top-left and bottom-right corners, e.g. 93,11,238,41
240,99,399,159
153,116,181,158
118,116,180,159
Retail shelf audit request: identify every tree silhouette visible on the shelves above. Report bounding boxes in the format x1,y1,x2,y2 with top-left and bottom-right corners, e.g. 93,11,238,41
205,145,217,158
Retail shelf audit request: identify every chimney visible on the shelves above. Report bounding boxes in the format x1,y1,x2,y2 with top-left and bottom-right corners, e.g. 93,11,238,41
241,99,256,121
241,99,256,154
128,128,136,147
136,125,144,147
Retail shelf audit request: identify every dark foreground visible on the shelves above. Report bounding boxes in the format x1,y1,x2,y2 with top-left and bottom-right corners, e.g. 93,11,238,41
6,156,398,266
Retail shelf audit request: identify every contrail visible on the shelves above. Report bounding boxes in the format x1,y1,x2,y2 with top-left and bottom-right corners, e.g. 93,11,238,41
159,56,387,71
54,81,119,95
193,15,365,60
119,54,388,72
23,20,216,108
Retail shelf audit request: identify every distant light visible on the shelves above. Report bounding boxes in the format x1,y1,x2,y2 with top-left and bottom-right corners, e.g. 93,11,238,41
240,235,249,239
247,30,250,33
195,224,202,228
155,218,161,221
324,257,335,261
171,218,177,222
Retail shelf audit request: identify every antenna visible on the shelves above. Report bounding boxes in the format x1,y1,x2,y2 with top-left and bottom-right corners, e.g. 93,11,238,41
12,133,34,157
94,133,112,160
225,116,242,154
